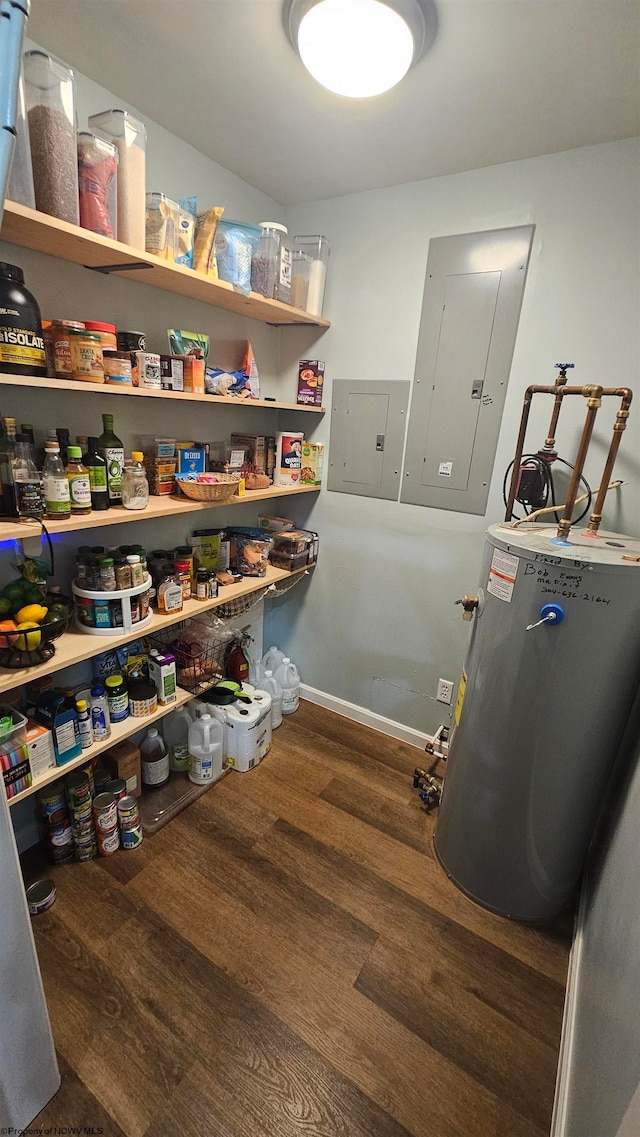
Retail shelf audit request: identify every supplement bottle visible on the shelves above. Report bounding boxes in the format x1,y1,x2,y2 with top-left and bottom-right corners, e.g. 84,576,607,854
0,262,46,376
75,698,93,750
90,685,111,740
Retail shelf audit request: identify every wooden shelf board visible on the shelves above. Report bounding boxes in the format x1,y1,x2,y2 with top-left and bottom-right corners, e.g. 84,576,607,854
0,563,311,694
0,484,319,541
0,373,325,414
1,201,330,329
7,686,193,807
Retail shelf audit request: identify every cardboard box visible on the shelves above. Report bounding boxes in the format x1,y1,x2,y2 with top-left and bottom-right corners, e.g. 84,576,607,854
25,720,56,780
230,433,276,477
104,739,141,798
297,360,325,407
35,693,82,766
159,354,184,392
300,442,325,486
177,445,207,474
148,651,177,706
258,514,295,534
182,356,205,394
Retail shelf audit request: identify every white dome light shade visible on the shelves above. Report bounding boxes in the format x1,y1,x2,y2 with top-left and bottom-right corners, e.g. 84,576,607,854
297,0,416,98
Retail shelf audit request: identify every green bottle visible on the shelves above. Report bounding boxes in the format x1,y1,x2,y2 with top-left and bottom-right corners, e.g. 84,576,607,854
85,436,109,511
97,414,124,506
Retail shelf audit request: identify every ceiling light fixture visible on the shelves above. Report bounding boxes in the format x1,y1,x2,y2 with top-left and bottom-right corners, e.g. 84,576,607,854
285,0,436,99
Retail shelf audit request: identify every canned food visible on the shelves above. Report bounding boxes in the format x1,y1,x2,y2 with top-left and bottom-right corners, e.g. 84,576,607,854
71,814,95,837
93,767,111,794
92,791,117,831
38,781,67,825
41,823,74,863
65,770,92,810
97,826,120,856
105,778,127,800
117,794,140,828
26,879,57,915
121,824,143,850
70,806,94,829
75,840,98,862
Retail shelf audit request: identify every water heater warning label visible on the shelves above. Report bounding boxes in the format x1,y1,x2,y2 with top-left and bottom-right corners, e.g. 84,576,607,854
487,549,519,602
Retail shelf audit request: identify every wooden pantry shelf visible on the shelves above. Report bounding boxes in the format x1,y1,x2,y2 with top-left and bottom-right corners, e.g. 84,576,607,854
0,484,319,541
0,201,330,329
0,563,311,694
7,686,193,807
0,372,325,413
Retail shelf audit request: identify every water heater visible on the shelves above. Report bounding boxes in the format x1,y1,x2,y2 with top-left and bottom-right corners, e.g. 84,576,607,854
435,523,640,921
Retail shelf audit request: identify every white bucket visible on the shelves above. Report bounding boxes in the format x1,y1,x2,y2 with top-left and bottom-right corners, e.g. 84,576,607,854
274,431,304,486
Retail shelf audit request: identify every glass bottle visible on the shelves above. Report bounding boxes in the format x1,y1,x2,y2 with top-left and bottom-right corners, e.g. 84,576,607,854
42,440,71,519
122,451,149,511
12,434,43,517
85,436,109,511
56,427,70,456
0,417,17,516
65,445,92,515
98,414,124,506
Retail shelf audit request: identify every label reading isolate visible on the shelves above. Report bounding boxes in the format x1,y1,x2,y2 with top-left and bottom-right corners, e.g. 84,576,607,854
487,549,519,603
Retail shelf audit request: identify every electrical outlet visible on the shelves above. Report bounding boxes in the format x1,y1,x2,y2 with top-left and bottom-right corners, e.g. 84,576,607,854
437,678,454,704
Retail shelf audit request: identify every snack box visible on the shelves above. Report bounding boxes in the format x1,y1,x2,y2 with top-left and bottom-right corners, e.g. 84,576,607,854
297,360,325,407
273,529,311,555
300,442,325,486
104,738,141,798
258,514,295,534
230,434,275,477
181,356,205,394
24,720,56,780
176,445,207,475
159,355,184,392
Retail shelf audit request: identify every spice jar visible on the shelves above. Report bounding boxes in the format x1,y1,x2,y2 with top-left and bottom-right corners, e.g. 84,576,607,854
114,555,132,590
196,568,210,601
127,554,145,587
52,320,85,378
69,328,104,383
102,349,133,385
175,559,192,601
99,556,116,591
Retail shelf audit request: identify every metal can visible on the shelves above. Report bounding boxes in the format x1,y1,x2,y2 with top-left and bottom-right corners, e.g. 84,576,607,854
105,674,129,722
106,778,127,800
110,599,124,627
38,782,68,826
26,879,57,915
65,769,92,810
92,791,118,831
41,823,74,863
121,825,143,850
97,826,120,856
93,767,111,794
117,794,140,829
75,835,98,861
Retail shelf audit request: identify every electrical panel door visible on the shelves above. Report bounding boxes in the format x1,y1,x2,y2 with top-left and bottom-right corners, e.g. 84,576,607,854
402,225,534,514
328,380,409,500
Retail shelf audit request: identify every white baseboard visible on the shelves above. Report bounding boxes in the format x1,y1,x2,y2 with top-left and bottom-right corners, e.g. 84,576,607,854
300,684,431,750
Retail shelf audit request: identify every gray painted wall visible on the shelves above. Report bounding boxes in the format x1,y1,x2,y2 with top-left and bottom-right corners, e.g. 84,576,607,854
553,692,640,1137
267,138,640,734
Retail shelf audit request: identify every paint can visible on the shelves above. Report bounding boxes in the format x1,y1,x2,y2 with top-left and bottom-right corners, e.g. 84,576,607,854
26,879,57,915
92,791,117,831
273,431,303,486
120,824,143,850
97,825,120,856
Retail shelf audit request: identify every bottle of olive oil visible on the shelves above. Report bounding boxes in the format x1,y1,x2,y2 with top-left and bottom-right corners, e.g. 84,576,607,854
97,414,124,506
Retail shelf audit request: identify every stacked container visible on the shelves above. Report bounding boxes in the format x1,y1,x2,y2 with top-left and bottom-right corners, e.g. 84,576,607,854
293,235,330,316
251,222,292,303
89,109,147,248
92,790,120,856
38,781,74,864
7,70,35,208
77,133,118,238
65,767,97,861
117,794,143,850
24,50,79,224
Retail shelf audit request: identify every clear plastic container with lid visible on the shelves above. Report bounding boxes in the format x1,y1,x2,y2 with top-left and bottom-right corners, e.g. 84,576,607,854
290,248,311,310
292,235,330,317
24,50,79,225
77,133,118,238
88,109,147,249
251,222,292,303
7,71,35,209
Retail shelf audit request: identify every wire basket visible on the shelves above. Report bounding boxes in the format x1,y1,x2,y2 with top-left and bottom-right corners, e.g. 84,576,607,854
174,474,240,503
145,618,228,693
0,593,73,669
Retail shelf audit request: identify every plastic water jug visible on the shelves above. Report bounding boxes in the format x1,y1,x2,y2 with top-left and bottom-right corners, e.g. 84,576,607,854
188,713,223,785
262,669,283,728
263,645,286,673
250,689,272,758
249,657,267,688
274,658,300,715
164,705,192,773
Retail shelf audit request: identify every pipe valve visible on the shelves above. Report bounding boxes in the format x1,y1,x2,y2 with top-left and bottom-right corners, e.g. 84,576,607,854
455,595,479,621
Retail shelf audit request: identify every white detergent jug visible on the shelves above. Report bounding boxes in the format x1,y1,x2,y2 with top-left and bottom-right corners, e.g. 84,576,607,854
164,705,193,773
262,645,286,673
188,713,223,785
225,701,264,772
249,658,267,688
250,689,272,758
274,658,300,715
262,669,283,729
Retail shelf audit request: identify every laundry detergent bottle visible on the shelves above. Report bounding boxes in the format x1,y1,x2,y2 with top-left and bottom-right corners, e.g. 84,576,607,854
274,658,300,715
262,669,283,728
188,713,223,785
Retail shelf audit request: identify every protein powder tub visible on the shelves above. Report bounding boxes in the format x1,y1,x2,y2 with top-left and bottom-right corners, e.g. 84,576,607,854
0,263,46,376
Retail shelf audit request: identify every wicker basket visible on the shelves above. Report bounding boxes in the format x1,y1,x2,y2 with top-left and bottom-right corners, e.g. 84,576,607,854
174,474,240,503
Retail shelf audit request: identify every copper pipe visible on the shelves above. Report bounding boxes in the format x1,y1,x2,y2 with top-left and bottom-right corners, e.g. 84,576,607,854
587,389,633,533
545,370,570,449
556,386,603,540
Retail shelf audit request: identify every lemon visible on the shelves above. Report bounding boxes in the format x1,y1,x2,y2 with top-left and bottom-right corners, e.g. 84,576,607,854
15,622,42,652
15,604,48,625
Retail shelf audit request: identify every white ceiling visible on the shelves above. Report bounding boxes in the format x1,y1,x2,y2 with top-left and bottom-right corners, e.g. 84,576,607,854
29,0,640,205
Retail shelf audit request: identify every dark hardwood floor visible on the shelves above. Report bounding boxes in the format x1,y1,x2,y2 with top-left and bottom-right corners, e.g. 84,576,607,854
23,701,571,1137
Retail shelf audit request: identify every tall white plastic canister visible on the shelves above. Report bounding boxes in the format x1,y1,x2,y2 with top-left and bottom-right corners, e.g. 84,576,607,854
274,432,304,486
164,705,193,773
262,645,286,673
188,713,223,785
274,658,300,715
262,669,283,728
225,702,262,772
251,689,272,758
